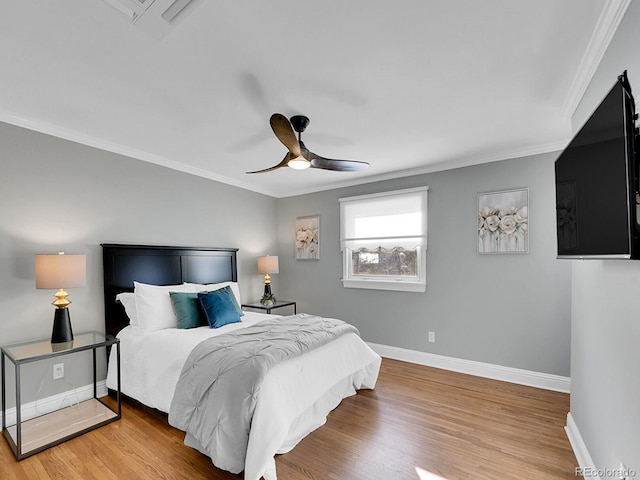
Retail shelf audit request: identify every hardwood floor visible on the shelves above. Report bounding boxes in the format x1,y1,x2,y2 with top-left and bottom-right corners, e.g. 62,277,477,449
0,358,578,479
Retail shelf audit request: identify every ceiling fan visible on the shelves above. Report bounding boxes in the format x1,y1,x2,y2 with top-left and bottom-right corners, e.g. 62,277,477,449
246,114,370,174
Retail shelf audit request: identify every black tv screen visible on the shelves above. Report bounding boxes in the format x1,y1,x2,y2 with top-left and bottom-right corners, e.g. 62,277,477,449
555,73,639,259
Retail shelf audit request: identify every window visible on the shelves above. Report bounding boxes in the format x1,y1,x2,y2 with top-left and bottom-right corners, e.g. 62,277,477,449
339,186,428,292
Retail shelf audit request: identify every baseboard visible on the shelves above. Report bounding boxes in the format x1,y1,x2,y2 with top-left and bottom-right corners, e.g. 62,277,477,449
367,342,571,393
1,381,108,429
565,412,600,479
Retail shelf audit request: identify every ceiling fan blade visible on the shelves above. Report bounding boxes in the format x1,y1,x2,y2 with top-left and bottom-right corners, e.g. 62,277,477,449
246,153,290,174
270,113,301,158
309,152,370,172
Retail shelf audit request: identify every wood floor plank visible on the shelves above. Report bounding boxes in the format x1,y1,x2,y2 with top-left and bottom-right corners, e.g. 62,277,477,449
0,358,577,479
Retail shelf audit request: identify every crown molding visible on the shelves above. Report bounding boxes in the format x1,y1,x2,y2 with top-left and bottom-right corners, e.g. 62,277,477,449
561,0,632,118
0,109,570,199
0,110,275,197
1,108,569,199
277,138,569,198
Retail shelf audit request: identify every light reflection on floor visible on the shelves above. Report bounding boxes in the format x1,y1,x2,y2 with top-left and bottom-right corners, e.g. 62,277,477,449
415,466,448,480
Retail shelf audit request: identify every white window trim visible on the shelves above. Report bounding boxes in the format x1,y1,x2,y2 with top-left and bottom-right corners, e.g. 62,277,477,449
339,186,428,293
341,279,426,292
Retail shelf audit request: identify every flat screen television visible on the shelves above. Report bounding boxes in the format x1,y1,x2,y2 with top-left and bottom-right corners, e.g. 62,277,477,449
555,71,639,259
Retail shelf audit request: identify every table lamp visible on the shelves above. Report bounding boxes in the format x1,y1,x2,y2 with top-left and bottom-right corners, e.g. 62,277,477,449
35,252,86,346
257,255,279,306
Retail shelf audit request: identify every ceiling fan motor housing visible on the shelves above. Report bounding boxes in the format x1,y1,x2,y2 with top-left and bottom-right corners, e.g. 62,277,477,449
290,115,310,133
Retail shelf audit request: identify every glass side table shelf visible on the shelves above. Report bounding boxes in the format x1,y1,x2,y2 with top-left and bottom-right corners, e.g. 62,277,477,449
241,300,297,315
1,331,121,460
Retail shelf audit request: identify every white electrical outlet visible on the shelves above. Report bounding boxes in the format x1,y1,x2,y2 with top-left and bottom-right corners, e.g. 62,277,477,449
428,331,436,343
53,363,64,380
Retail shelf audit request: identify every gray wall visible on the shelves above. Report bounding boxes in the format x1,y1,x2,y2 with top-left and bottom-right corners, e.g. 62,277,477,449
277,152,572,376
568,0,640,473
0,121,278,402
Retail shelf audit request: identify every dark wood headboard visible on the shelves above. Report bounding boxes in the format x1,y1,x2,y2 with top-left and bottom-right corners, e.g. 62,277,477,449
102,244,239,337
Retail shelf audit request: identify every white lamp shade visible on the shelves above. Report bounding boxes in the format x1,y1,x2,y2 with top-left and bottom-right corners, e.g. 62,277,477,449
257,255,279,275
35,254,87,289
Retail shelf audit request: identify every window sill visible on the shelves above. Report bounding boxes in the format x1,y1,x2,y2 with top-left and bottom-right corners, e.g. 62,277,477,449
342,278,426,293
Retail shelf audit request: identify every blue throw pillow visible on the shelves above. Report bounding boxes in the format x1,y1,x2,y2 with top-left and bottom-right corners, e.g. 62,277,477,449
198,287,242,329
219,285,244,317
169,292,207,329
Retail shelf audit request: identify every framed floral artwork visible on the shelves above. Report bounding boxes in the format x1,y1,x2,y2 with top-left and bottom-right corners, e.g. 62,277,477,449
295,215,320,260
478,188,529,254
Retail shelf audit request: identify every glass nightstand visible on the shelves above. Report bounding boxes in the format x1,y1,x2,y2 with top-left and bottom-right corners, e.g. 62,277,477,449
241,300,297,315
1,331,121,460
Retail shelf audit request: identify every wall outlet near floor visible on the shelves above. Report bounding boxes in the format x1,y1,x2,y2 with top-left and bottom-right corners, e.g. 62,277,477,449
53,363,64,380
428,331,436,343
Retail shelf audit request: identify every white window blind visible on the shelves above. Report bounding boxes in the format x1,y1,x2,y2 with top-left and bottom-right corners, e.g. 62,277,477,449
339,186,428,292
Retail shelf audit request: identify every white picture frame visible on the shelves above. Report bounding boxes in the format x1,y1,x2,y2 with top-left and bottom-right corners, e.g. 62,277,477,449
295,215,320,260
478,188,529,254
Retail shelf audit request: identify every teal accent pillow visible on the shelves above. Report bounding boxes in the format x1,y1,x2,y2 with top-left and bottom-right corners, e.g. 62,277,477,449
169,292,207,329
198,287,242,329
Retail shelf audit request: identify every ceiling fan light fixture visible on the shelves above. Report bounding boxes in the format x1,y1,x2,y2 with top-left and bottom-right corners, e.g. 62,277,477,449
288,156,311,170
246,112,369,174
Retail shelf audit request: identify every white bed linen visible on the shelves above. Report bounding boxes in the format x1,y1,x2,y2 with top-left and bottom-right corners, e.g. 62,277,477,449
107,312,276,412
106,312,381,480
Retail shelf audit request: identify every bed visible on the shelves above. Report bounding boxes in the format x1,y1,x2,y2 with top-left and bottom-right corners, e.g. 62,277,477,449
101,244,381,480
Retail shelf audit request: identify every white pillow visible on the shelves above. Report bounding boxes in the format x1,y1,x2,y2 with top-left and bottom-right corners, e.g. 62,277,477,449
133,282,198,335
186,281,242,306
115,292,138,326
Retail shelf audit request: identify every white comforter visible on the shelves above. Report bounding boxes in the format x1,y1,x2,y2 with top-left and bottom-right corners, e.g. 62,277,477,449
105,312,381,480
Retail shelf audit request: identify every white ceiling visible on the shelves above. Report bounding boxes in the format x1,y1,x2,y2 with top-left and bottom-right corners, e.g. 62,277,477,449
0,0,630,198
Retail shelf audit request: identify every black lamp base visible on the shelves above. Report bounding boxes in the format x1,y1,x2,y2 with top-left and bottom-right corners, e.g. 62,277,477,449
260,283,276,306
51,307,74,345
